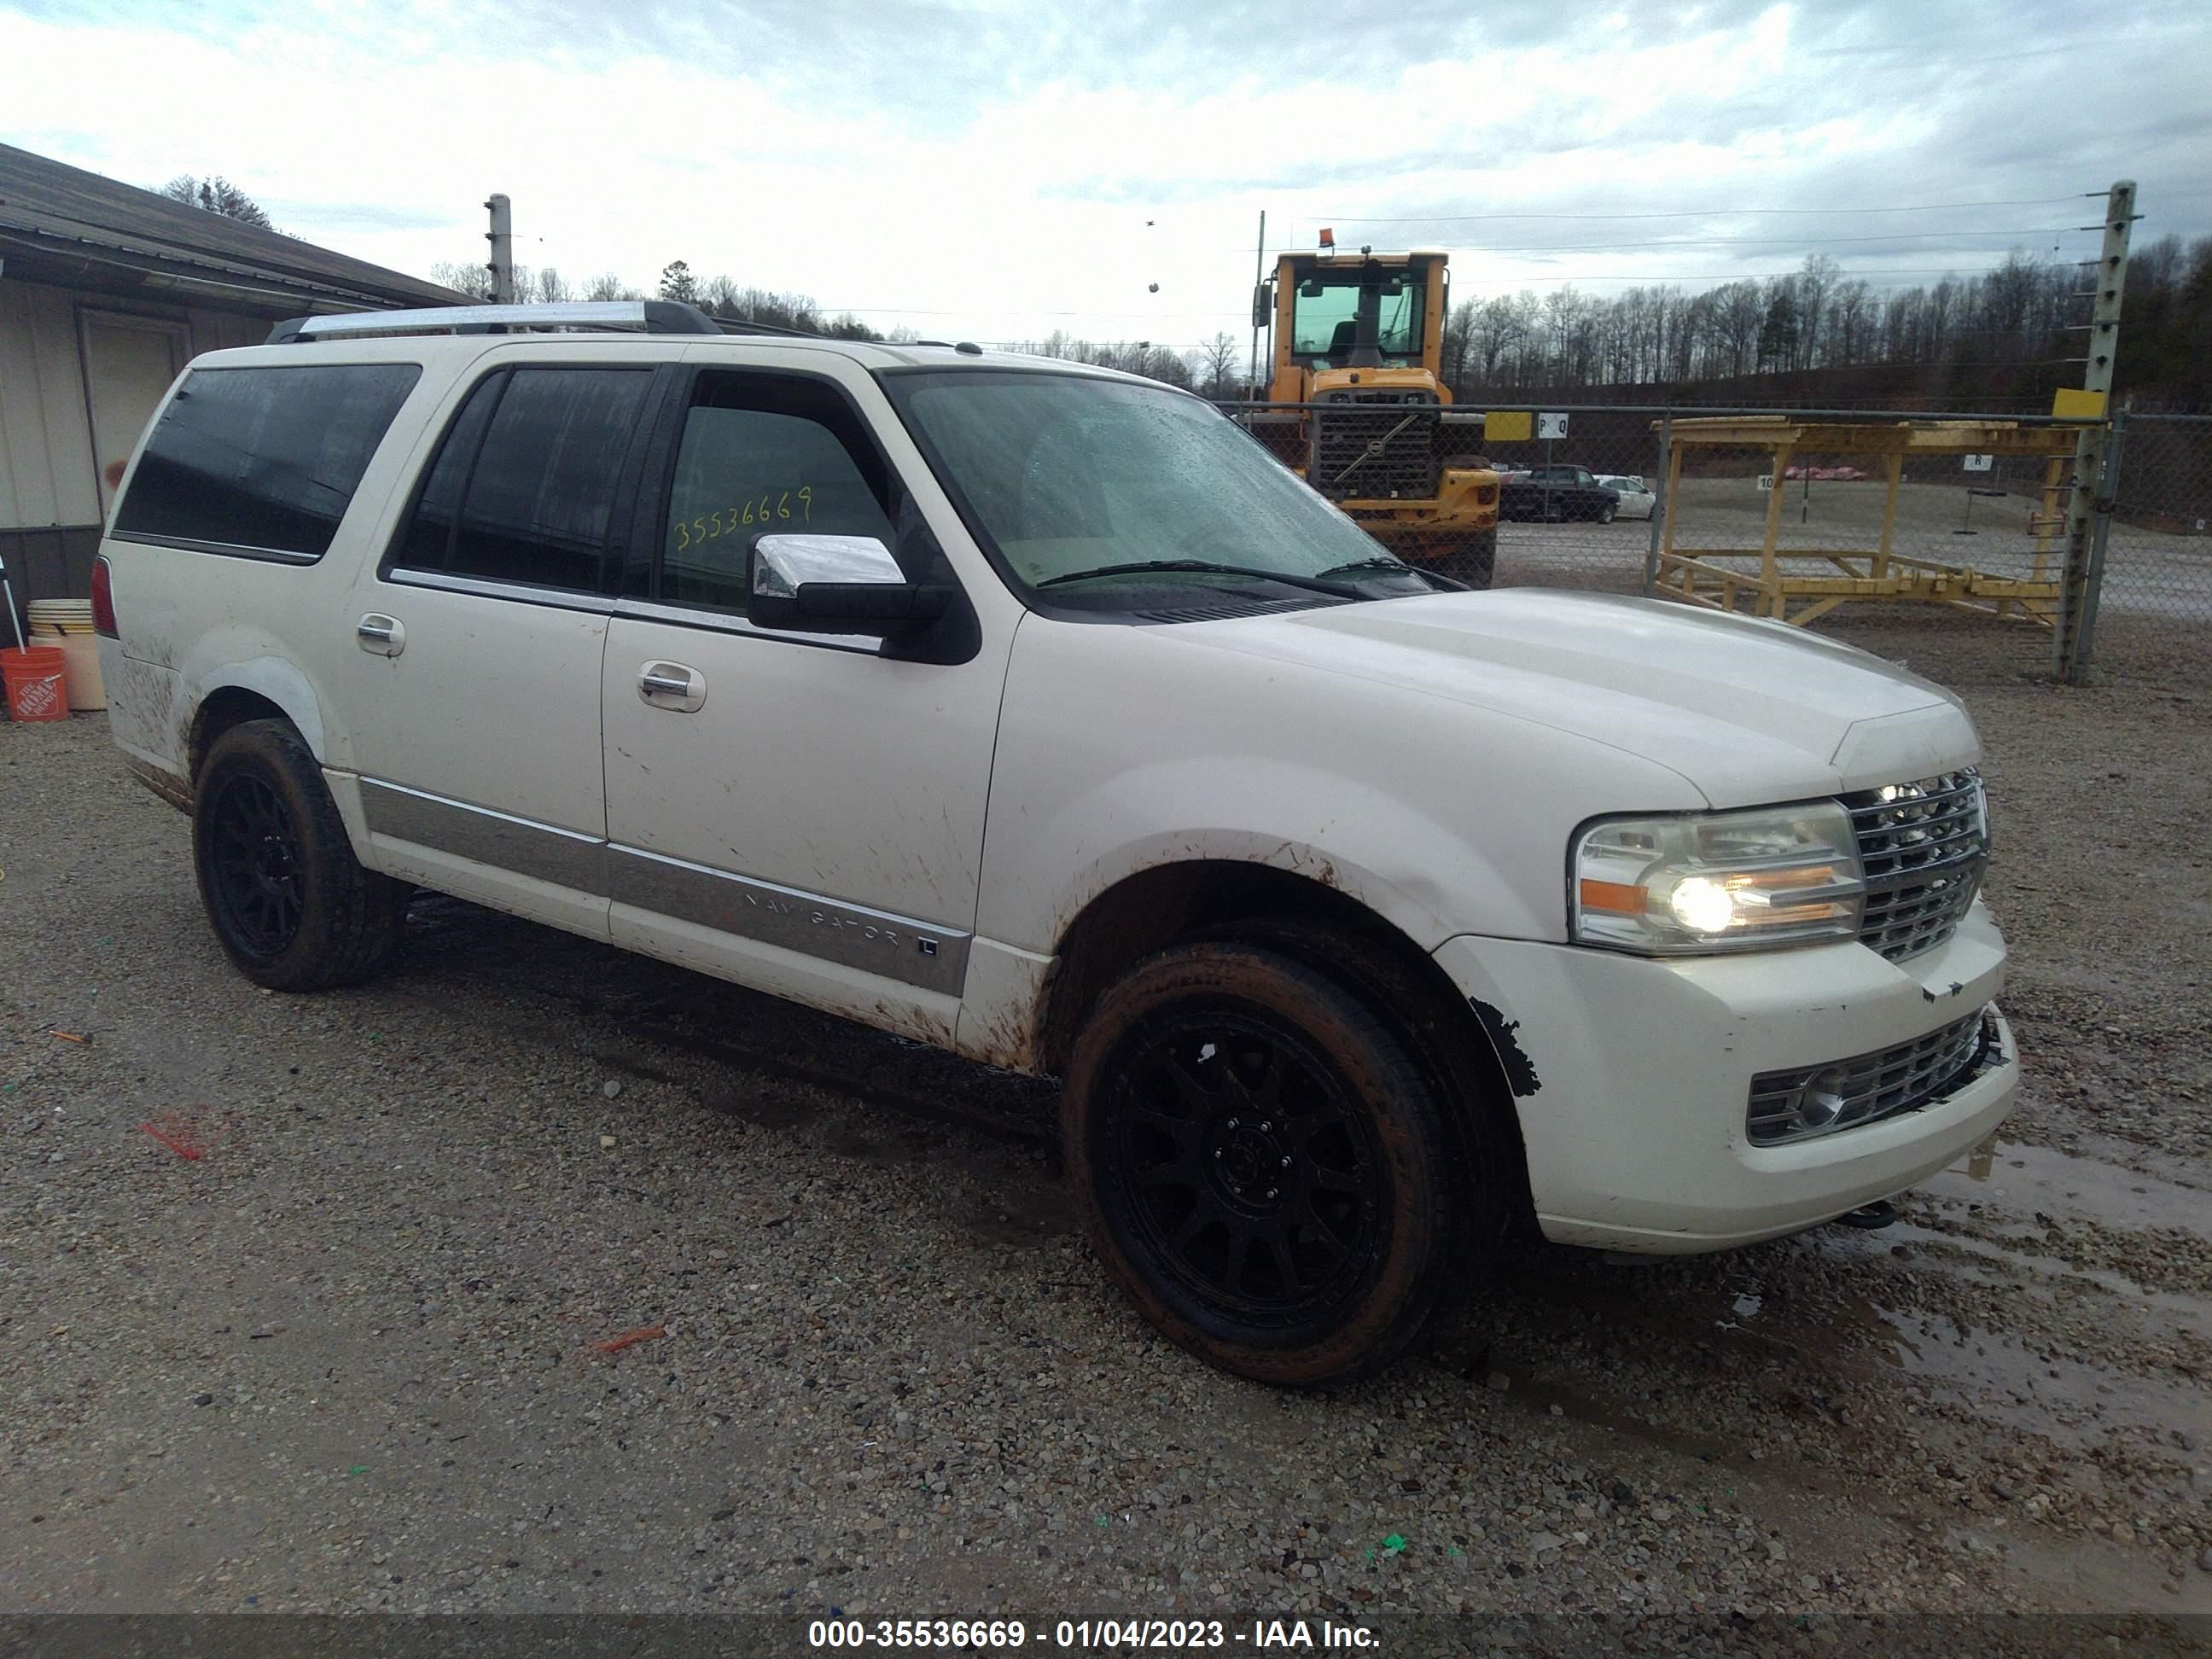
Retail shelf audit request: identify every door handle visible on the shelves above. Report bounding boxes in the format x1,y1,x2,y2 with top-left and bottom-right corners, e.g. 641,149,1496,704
357,614,405,656
637,661,706,713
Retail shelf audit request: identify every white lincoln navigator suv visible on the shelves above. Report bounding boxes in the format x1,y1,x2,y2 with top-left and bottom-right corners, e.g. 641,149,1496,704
94,301,2017,1386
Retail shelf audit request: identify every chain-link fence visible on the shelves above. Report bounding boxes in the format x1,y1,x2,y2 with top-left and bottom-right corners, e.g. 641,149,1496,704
1224,399,2212,689
2093,410,2212,684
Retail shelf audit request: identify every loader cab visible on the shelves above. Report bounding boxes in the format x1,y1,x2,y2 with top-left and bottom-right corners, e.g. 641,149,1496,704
1263,251,1450,404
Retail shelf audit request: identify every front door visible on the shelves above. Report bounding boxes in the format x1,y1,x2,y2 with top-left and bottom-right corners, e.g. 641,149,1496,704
346,362,660,937
600,363,1010,1042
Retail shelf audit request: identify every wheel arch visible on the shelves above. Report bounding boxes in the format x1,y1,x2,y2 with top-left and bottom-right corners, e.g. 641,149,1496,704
184,659,328,786
188,684,296,789
1037,857,1536,1239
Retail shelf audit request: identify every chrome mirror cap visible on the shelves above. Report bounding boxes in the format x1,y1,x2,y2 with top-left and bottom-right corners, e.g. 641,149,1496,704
752,533,903,597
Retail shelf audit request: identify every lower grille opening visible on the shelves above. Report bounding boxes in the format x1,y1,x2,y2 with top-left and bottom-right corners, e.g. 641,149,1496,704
1747,1006,1995,1147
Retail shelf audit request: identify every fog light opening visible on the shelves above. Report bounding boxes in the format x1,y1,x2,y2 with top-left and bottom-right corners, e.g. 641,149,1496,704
1795,1066,1851,1131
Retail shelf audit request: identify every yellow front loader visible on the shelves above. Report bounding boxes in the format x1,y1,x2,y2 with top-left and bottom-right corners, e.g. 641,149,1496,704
1243,247,1499,585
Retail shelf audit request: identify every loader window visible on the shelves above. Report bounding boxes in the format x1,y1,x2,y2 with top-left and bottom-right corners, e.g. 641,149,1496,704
1290,276,1423,364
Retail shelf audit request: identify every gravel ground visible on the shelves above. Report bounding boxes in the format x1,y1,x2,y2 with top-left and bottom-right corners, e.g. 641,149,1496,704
2,614,2208,1644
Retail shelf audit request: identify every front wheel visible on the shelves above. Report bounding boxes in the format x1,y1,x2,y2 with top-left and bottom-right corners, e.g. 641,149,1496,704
193,719,410,990
1597,500,1617,524
1432,528,1496,590
1063,942,1464,1388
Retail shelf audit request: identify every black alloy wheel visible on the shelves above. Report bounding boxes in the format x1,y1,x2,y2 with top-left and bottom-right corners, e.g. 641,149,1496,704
1102,1005,1388,1327
206,771,306,956
191,718,410,990
1064,940,1472,1387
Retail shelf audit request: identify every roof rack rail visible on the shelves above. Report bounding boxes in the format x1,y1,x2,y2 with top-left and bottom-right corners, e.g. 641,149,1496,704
713,317,824,339
266,300,725,344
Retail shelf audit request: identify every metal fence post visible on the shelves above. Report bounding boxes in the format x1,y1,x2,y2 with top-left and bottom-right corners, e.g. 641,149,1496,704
2053,179,2136,682
2072,409,2128,675
1644,418,1671,597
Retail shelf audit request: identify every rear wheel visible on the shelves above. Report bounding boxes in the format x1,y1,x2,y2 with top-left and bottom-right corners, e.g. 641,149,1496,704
194,719,410,990
1597,500,1618,524
1064,942,1467,1388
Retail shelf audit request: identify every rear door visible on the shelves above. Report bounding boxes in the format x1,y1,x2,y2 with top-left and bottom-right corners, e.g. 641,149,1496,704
81,311,188,514
345,358,661,937
598,357,1010,1042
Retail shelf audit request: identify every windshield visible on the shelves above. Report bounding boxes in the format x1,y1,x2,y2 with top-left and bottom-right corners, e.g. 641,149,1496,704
883,370,1430,610
1290,273,1423,364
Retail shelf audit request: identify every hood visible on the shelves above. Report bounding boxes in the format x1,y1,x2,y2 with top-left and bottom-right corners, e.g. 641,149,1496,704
1173,589,1978,806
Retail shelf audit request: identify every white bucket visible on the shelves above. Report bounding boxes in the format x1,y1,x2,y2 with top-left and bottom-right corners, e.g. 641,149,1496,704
28,599,95,630
28,621,104,710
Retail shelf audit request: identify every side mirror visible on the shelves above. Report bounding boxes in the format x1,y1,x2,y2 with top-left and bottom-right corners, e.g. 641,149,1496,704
1251,282,1271,329
748,533,952,638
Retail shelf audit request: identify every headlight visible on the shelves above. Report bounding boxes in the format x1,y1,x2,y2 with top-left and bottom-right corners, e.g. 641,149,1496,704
1570,801,1865,954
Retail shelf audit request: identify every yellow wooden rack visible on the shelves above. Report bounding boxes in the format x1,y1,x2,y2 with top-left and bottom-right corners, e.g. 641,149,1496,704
1650,416,2081,628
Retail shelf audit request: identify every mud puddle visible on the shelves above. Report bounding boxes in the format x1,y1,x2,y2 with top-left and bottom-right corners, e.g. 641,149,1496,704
1924,1133,2212,1241
1875,1301,2212,1451
1947,1526,2212,1617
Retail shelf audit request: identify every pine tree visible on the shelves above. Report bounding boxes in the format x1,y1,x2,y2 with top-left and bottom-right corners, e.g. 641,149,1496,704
159,174,274,230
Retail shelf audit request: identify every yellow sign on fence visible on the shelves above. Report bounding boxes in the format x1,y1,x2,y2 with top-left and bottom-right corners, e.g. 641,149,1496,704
1482,410,1534,442
2051,387,2108,419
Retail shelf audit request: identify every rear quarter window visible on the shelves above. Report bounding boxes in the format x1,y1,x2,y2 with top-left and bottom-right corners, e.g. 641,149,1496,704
113,363,422,561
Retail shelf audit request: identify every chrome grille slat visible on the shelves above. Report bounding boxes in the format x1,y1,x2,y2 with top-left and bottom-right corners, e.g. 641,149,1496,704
1746,1007,1990,1146
1842,767,1988,963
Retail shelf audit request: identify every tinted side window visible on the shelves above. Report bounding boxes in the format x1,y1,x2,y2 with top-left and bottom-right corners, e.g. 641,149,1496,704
391,371,504,573
661,376,894,613
441,368,652,591
114,364,421,559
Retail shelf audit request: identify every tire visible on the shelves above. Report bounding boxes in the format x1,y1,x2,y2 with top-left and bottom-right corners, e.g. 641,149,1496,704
1434,528,1496,590
1597,500,1617,524
193,718,410,991
1063,941,1469,1388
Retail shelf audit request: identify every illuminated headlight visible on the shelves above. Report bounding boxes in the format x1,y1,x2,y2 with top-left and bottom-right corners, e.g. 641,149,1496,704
1570,801,1866,954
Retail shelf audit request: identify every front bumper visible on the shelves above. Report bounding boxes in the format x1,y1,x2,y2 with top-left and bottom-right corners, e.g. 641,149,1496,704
1432,899,2017,1253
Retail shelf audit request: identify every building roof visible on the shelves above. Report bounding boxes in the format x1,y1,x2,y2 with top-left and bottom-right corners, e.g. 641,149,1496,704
0,142,469,314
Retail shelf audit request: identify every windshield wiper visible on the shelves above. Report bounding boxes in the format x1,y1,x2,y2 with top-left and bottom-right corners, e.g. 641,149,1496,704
1312,556,1414,579
1036,560,1364,597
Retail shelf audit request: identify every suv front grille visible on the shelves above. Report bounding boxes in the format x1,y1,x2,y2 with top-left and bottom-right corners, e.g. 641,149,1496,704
1748,1005,1993,1146
1844,768,1987,963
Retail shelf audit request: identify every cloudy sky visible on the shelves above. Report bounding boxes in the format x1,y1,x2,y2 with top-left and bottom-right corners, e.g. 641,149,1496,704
5,0,2209,348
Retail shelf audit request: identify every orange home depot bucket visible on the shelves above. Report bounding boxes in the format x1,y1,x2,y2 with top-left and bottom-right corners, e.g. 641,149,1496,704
2,644,69,722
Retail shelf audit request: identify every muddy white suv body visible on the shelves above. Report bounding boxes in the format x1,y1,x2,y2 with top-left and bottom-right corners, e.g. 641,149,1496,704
95,302,2017,1384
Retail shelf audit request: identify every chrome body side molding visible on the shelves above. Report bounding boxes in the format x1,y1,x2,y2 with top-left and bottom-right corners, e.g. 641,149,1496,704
358,777,969,995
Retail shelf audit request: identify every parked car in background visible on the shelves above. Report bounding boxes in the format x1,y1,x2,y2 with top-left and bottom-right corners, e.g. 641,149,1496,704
1594,474,1661,521
94,301,2017,1389
1499,464,1621,523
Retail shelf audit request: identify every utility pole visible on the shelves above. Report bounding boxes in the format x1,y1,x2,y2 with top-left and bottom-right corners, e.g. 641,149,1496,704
1248,210,1266,399
2052,178,2135,683
485,192,516,303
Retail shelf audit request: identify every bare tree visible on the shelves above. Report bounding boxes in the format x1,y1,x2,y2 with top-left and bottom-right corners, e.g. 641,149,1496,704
429,259,497,300
700,274,743,318
1195,331,1241,398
